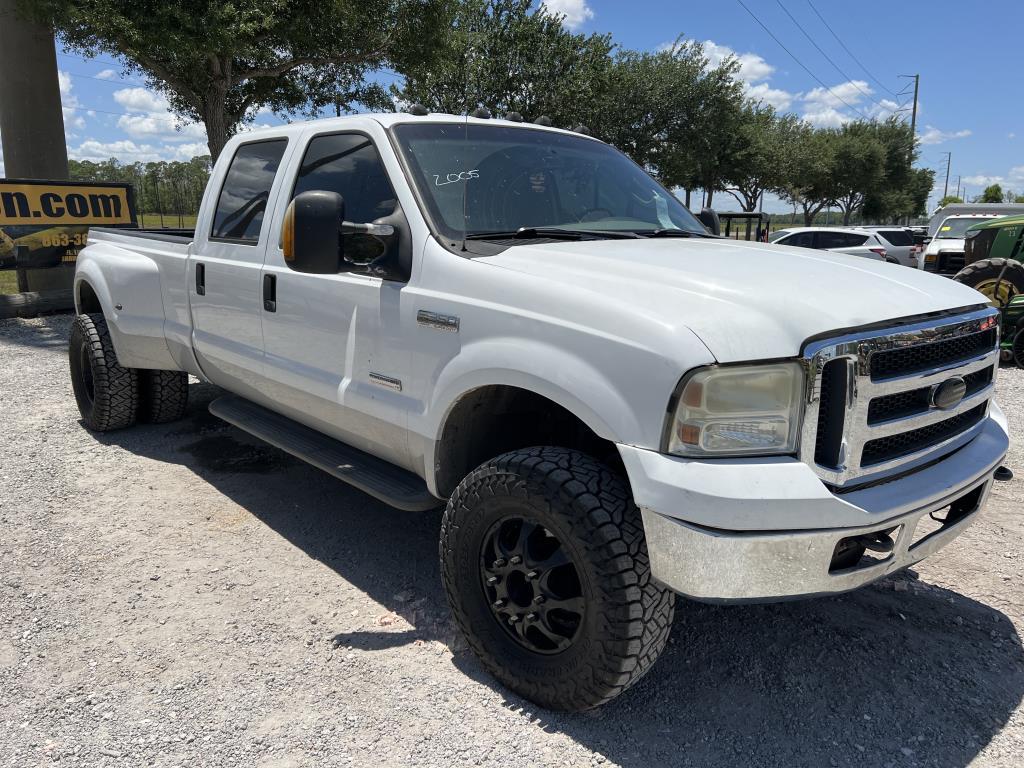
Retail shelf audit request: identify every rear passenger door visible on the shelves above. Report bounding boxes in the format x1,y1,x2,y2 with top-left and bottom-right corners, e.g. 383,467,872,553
189,139,290,395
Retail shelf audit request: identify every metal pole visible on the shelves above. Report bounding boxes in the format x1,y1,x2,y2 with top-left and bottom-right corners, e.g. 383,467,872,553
943,152,951,198
899,74,919,161
955,175,961,199
0,0,71,295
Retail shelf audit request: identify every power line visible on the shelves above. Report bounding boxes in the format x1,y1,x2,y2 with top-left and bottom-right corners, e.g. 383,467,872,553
735,0,872,120
804,0,899,97
63,70,147,87
775,1,889,113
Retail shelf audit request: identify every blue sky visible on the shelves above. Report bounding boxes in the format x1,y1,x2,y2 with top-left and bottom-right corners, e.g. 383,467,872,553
0,0,1019,214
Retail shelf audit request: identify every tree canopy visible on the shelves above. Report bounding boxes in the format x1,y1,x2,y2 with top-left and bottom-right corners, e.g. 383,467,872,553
24,0,453,159
19,0,935,225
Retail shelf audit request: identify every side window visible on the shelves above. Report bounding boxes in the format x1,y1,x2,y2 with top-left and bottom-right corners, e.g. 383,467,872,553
292,133,397,224
210,139,287,243
818,232,866,249
781,231,815,248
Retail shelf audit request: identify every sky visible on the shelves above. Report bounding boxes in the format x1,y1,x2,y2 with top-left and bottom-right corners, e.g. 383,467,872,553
0,0,1020,215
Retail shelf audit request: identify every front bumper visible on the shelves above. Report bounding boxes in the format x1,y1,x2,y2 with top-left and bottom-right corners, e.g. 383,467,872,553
619,407,1009,603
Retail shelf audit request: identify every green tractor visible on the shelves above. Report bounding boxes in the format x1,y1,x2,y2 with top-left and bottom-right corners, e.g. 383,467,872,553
954,215,1024,368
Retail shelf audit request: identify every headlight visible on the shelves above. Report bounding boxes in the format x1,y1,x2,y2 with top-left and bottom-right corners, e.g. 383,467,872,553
666,362,805,457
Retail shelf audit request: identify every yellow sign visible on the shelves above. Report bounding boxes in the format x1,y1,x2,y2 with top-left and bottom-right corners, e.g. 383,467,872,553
0,180,136,226
1,179,137,270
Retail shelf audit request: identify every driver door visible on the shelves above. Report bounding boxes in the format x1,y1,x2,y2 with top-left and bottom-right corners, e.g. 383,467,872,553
256,127,412,468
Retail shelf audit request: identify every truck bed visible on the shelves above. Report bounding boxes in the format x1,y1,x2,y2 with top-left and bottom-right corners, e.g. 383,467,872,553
88,227,194,248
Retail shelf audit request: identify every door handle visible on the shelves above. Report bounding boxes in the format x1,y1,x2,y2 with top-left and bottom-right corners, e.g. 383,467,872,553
263,274,276,312
195,263,205,295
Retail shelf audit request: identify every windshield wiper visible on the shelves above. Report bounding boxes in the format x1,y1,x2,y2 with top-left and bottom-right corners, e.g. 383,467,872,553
466,227,643,241
640,228,712,238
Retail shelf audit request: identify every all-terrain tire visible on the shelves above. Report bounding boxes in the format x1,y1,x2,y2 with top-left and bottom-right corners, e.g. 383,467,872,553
1013,328,1024,370
139,369,189,423
69,313,139,431
440,446,675,711
953,258,1024,307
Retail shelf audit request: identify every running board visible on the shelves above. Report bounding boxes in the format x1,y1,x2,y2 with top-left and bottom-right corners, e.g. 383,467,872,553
208,395,439,512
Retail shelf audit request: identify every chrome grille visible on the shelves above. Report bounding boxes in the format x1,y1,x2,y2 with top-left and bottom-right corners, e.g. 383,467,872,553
800,307,999,488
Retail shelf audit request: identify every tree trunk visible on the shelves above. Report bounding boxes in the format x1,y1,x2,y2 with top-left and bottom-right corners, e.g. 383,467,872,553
203,77,230,161
842,207,852,225
705,188,714,207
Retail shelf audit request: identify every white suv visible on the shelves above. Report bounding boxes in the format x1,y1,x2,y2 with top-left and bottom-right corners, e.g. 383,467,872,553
769,227,889,261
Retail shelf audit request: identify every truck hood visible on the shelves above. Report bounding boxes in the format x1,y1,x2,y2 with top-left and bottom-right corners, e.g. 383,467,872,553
925,237,966,254
479,237,987,362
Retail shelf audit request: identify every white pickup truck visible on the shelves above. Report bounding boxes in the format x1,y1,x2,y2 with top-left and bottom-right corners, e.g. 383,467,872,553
70,112,1010,711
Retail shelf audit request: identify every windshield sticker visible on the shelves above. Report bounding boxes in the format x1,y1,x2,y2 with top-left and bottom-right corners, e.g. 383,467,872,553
433,170,479,187
941,226,951,231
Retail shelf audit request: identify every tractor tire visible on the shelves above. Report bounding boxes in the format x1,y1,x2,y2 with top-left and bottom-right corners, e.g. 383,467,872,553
440,446,675,711
139,369,189,423
69,313,139,431
953,258,1024,307
1013,328,1024,369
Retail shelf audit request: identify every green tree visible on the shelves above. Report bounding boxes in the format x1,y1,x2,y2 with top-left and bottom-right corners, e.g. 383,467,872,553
777,124,834,225
723,105,803,212
980,183,1005,203
937,195,963,207
827,122,886,225
609,39,744,206
394,0,614,128
24,0,452,159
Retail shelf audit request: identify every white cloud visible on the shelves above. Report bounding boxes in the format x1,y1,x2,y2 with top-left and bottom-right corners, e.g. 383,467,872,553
1010,166,1024,181
116,113,206,141
801,107,848,128
113,87,170,114
746,82,793,111
111,86,206,143
919,125,972,145
962,174,1004,186
541,0,593,29
69,138,209,163
1009,132,1017,139
96,69,116,80
801,80,871,111
57,69,85,132
702,40,775,83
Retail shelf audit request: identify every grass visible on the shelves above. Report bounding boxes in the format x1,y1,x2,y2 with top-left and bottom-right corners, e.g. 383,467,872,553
0,270,19,295
138,213,198,229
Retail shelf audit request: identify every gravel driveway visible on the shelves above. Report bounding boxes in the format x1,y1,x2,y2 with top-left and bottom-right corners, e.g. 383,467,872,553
2,313,1024,768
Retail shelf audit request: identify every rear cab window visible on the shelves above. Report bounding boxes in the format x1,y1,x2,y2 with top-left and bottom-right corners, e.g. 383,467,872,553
779,231,815,248
210,139,289,244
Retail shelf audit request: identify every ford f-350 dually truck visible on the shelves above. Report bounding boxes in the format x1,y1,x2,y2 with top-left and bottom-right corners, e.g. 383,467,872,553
69,112,1010,711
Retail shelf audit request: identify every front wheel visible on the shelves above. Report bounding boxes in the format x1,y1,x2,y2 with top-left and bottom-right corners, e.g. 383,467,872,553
440,447,675,711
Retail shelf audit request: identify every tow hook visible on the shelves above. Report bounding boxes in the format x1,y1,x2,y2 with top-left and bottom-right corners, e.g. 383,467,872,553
854,531,895,554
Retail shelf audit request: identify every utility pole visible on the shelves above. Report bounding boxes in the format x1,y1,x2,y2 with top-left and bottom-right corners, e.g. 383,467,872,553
0,0,71,295
899,74,919,160
955,175,961,199
942,152,952,198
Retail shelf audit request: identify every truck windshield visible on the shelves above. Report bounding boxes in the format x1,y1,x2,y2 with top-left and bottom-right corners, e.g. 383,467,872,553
936,217,989,238
392,122,705,242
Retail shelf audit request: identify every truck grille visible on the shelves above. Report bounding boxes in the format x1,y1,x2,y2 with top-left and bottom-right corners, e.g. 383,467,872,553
801,308,999,488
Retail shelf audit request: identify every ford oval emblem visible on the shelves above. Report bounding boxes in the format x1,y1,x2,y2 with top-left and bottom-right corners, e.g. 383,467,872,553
930,376,967,410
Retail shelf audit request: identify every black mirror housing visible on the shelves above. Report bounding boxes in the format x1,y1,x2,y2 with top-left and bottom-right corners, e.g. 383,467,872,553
698,207,721,236
286,190,344,274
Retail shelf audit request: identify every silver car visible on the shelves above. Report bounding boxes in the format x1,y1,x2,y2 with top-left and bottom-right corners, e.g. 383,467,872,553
768,227,889,261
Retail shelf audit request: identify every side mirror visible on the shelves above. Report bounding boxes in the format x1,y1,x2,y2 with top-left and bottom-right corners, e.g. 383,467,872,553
282,190,345,274
698,207,721,236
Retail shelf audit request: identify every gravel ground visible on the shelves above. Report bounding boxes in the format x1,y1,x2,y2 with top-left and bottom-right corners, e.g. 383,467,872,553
2,313,1024,768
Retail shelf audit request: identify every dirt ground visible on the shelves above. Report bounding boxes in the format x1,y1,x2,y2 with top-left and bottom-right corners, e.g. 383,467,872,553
2,313,1024,768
